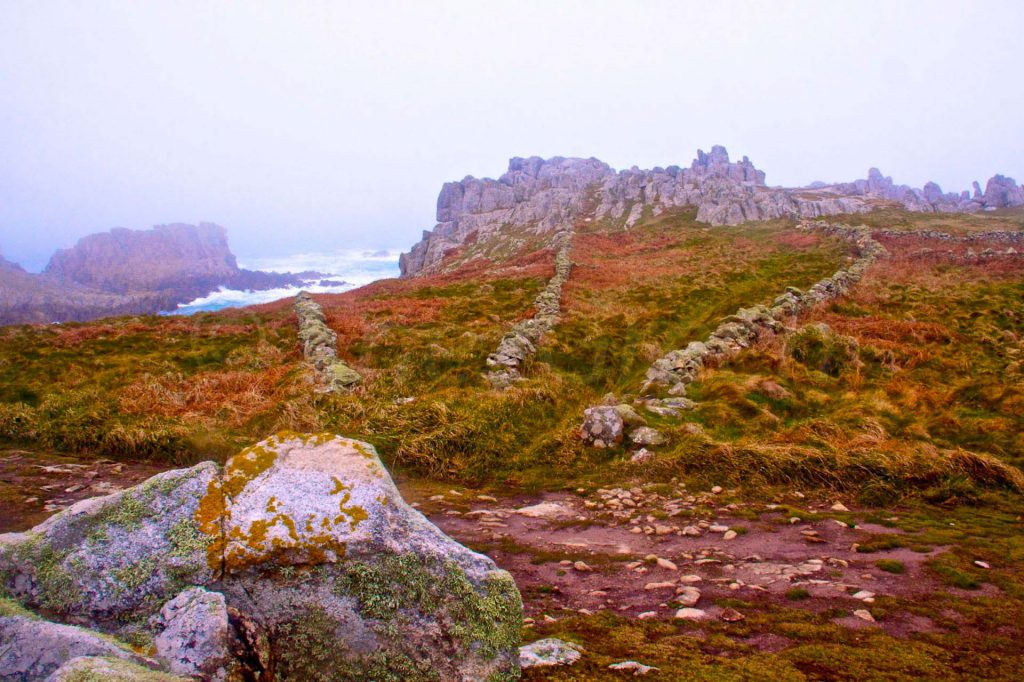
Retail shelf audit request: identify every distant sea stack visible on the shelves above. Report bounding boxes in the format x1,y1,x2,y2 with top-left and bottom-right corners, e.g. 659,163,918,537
1,223,315,326
44,223,239,295
400,146,1024,277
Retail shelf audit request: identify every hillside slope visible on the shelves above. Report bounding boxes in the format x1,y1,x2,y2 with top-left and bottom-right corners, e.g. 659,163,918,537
1,179,1023,679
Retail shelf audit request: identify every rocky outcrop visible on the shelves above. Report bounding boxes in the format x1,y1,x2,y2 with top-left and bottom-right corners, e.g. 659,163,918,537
485,231,572,388
400,147,1023,277
44,224,239,294
0,263,166,326
1,223,318,326
0,432,523,682
294,292,362,391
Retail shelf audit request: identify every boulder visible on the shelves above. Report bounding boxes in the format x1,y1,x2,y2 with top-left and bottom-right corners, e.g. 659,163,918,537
1,432,523,682
152,588,235,681
0,463,218,632
0,616,154,681
206,432,523,681
580,406,624,448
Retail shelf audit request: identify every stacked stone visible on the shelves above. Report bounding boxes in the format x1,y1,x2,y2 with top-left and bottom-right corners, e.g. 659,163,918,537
645,223,885,397
485,231,573,388
581,223,888,445
294,292,361,391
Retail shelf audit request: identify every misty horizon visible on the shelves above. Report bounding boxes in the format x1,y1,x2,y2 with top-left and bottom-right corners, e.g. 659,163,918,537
3,1,1023,270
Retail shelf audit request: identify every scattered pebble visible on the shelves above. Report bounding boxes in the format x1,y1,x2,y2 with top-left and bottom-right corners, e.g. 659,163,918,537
573,561,594,572
675,586,701,606
853,609,876,623
674,607,708,620
720,608,745,622
608,661,659,675
974,560,991,569
643,581,676,590
831,502,850,512
723,530,738,541
656,557,677,571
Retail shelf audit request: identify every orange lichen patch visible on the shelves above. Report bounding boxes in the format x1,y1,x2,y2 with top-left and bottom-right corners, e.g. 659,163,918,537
194,477,227,571
221,443,280,499
351,441,376,459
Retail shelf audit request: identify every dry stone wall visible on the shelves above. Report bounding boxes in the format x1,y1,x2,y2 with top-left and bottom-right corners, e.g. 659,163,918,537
485,230,573,388
294,292,361,391
581,222,889,446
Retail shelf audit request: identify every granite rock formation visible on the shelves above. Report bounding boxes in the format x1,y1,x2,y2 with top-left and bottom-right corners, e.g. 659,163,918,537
0,432,523,682
1,223,317,326
400,146,1024,277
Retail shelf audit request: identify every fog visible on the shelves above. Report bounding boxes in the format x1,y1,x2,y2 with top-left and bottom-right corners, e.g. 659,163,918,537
2,1,1021,271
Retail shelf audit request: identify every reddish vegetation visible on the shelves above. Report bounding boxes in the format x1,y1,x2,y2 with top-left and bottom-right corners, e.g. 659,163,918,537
770,231,821,249
118,364,297,426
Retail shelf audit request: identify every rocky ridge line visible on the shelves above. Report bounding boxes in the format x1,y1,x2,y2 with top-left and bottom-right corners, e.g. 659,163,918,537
400,146,1024,277
580,222,889,448
294,292,361,391
484,230,573,388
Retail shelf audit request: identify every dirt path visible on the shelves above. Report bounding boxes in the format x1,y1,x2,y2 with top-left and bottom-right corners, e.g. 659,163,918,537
1,451,962,646
0,447,166,533
403,482,958,640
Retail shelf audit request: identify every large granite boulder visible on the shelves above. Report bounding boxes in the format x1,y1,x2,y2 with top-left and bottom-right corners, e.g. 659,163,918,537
1,433,523,682
205,432,522,681
0,463,218,634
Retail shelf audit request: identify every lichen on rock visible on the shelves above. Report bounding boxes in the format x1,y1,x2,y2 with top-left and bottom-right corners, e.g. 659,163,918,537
1,432,523,681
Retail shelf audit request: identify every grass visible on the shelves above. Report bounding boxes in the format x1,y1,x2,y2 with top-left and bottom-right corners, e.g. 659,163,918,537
1,206,1024,679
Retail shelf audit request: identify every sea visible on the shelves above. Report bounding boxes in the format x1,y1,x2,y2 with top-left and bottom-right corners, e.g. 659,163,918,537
170,248,402,315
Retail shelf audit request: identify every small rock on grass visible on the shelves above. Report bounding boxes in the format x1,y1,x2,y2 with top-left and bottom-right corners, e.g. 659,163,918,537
720,608,745,622
723,530,738,540
573,561,594,572
831,502,850,512
519,638,584,668
609,660,659,675
974,560,991,569
675,608,708,620
656,557,677,570
675,586,701,607
853,609,876,623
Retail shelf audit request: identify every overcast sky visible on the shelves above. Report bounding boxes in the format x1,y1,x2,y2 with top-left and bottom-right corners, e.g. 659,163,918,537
2,1,1022,270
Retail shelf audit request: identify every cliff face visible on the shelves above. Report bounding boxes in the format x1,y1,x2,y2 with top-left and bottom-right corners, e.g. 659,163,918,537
1,223,311,326
44,223,239,295
400,146,1024,276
